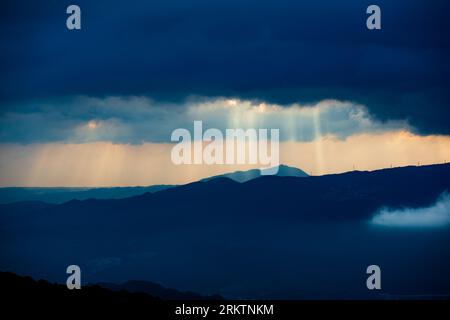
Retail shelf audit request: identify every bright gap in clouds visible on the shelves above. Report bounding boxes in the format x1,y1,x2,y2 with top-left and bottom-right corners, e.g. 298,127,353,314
0,132,450,186
371,193,450,228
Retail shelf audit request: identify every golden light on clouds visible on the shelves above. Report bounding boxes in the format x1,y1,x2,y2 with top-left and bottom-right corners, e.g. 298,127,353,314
0,130,449,187
87,120,98,129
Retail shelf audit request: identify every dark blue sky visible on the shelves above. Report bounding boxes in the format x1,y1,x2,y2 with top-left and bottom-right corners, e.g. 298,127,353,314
1,0,449,136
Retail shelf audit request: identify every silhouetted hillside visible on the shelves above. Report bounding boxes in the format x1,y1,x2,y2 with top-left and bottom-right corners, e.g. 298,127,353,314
0,165,309,204
97,280,223,300
1,271,166,317
2,271,447,318
2,161,450,224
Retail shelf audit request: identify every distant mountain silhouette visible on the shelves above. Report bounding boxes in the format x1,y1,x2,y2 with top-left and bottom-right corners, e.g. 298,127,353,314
0,164,307,204
201,164,308,183
0,185,174,204
1,163,450,299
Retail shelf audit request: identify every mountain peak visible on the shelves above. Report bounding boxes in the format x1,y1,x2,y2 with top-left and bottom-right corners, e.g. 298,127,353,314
201,164,308,183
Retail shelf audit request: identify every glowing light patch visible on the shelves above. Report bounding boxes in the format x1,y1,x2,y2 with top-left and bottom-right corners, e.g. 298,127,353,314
87,120,98,129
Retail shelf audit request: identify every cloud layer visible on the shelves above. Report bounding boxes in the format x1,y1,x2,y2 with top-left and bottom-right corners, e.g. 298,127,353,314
1,0,449,134
371,193,450,228
0,96,409,143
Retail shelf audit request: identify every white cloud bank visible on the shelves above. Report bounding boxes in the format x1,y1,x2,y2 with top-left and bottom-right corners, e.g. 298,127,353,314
371,193,450,228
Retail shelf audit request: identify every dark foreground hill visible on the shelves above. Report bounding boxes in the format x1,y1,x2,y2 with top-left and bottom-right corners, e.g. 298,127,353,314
4,271,446,318
1,164,450,299
1,271,166,317
96,280,223,300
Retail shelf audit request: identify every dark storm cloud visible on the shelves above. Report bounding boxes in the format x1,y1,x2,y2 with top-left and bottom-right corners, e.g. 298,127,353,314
0,0,449,134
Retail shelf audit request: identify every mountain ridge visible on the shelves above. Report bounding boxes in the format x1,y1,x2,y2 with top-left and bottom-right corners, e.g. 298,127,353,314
0,164,307,204
1,163,450,298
